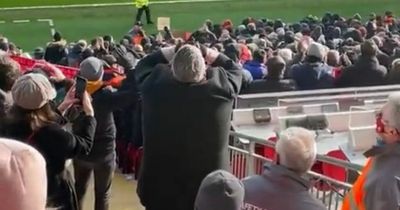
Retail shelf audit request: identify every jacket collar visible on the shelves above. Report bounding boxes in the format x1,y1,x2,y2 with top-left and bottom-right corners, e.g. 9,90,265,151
263,164,310,190
356,56,379,65
265,76,281,81
364,143,400,158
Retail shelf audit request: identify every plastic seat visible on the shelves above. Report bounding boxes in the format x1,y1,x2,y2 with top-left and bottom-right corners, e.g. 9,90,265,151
322,149,347,182
231,136,277,178
313,149,348,191
259,136,278,160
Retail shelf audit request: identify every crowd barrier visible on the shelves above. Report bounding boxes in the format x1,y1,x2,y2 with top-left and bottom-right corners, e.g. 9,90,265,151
229,131,360,210
237,85,400,108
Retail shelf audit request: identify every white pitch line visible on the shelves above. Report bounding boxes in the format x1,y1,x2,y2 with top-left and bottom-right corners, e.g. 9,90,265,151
37,19,56,36
49,19,54,27
37,18,52,22
38,18,54,26
0,21,5,24
13,19,31,23
0,0,229,11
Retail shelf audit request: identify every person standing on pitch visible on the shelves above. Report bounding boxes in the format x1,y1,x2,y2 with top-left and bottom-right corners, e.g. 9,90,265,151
135,0,154,25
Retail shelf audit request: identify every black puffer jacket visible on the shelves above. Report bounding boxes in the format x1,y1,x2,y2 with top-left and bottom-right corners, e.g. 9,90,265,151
335,56,387,87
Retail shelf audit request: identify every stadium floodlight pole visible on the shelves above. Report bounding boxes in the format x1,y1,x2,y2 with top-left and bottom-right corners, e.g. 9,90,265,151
134,0,154,26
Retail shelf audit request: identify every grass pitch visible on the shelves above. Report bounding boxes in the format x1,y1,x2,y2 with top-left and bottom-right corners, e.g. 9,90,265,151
0,0,398,51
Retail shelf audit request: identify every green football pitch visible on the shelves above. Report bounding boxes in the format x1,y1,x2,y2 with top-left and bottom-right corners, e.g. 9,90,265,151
0,0,398,51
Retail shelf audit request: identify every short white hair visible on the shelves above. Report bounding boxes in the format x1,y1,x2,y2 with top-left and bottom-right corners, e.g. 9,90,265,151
276,127,317,174
171,44,206,83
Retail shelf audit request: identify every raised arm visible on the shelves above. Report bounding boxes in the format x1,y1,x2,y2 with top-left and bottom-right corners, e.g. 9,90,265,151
206,48,243,95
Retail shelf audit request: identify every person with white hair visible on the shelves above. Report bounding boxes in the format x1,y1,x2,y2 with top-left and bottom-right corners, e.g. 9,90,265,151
242,127,326,210
342,92,400,210
290,42,334,90
0,138,47,210
134,44,242,210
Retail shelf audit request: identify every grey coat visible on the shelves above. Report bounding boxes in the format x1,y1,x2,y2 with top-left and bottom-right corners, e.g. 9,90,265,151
242,164,326,210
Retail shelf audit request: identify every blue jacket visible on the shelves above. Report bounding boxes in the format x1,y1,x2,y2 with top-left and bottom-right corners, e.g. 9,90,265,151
290,62,334,90
243,61,267,80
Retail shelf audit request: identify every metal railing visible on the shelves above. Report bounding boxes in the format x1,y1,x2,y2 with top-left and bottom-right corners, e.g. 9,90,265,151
228,131,360,210
237,84,400,108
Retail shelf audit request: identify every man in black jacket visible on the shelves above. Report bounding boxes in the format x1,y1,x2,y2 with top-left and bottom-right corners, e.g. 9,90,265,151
241,56,296,94
335,40,387,87
135,44,242,210
73,53,138,210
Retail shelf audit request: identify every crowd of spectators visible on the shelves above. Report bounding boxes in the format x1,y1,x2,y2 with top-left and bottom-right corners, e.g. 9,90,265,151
0,10,400,210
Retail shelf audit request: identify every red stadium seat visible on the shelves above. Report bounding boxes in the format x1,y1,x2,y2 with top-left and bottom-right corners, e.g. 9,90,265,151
313,149,348,191
322,150,348,182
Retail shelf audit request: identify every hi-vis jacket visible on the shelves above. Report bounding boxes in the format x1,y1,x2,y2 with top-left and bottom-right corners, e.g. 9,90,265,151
134,0,149,8
342,144,400,210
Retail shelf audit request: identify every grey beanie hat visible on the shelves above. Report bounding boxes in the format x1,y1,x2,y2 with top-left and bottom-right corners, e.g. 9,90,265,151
11,73,56,110
195,170,244,210
307,42,328,60
171,45,206,83
79,57,104,81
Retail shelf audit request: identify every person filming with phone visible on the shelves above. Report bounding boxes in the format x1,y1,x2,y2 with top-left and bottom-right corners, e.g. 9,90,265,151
73,46,138,210
1,72,97,210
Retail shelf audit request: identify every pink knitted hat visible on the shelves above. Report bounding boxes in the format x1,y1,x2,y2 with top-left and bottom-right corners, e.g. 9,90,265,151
0,138,47,210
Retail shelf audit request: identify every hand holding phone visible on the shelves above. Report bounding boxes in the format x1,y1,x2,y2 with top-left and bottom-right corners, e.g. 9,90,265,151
75,76,87,101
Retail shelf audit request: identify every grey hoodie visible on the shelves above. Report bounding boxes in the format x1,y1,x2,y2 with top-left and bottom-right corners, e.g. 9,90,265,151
195,170,245,210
